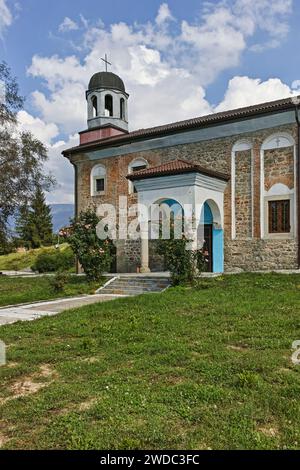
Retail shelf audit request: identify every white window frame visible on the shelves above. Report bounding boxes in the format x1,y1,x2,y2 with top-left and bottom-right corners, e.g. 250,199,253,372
91,164,106,196
128,158,148,194
260,133,296,239
264,184,294,240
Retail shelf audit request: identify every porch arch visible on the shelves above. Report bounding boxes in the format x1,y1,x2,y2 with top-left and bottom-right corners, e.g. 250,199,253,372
199,199,224,273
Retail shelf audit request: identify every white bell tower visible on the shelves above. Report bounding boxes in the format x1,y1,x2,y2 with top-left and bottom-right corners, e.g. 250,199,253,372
86,57,129,133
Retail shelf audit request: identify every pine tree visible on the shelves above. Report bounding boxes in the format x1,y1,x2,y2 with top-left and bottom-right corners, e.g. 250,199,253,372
15,204,31,249
28,186,53,248
15,187,53,248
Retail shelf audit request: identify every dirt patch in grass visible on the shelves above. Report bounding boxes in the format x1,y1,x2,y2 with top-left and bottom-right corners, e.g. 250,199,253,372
0,364,57,404
78,398,98,412
228,344,249,352
257,424,280,438
0,433,8,448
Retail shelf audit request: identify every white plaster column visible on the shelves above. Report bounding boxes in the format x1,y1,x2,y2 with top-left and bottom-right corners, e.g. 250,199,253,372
139,205,151,273
140,230,150,273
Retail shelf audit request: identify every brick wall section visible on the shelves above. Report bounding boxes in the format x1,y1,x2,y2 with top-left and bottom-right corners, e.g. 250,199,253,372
235,150,252,238
264,147,294,191
69,123,298,272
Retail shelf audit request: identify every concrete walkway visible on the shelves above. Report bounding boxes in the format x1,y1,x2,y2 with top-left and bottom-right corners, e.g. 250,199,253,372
0,293,126,326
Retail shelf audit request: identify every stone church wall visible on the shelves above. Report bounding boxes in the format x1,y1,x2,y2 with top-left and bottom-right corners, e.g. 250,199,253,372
72,122,298,273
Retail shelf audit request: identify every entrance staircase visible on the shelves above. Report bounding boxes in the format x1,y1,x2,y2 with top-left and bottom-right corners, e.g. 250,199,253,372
98,276,171,296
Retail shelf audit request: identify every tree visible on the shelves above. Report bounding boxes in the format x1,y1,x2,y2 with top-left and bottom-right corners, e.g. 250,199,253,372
16,186,53,248
61,208,112,281
0,62,54,250
15,204,31,249
29,186,53,248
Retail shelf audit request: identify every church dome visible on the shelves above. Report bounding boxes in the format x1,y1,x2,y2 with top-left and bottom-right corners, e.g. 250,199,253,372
88,71,126,92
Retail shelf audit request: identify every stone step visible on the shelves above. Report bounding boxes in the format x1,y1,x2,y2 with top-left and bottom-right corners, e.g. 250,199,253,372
109,282,169,288
101,288,158,295
99,276,171,296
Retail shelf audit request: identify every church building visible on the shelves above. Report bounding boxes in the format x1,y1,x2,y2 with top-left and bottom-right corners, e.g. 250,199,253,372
63,69,300,274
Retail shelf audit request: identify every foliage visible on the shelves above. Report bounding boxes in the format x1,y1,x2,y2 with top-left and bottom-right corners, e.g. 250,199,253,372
157,237,195,285
0,274,102,306
63,209,112,281
16,186,53,249
0,62,55,249
0,273,300,449
31,246,75,273
0,243,71,271
157,235,208,286
49,271,70,293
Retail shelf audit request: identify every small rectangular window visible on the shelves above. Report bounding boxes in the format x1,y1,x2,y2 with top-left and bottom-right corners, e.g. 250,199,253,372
95,178,105,193
268,200,290,233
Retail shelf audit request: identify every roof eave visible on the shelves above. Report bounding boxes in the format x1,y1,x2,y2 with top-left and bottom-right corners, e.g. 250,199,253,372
62,97,298,157
127,168,230,182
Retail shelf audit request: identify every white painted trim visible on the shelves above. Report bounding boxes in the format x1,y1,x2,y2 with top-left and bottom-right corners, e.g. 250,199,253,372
128,158,149,194
96,276,117,293
134,172,227,193
263,193,295,240
260,132,297,239
90,163,107,196
261,132,295,150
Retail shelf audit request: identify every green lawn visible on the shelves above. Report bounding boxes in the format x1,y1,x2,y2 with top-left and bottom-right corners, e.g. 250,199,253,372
0,273,300,450
0,244,71,272
0,275,102,307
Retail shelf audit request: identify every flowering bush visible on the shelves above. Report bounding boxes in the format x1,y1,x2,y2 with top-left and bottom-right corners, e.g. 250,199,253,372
62,209,113,281
157,235,208,286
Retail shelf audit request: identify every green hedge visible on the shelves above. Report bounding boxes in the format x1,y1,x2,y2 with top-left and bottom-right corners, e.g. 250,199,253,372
31,247,75,273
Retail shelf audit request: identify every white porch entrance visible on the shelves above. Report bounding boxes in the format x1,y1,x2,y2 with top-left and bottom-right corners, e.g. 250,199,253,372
127,159,229,274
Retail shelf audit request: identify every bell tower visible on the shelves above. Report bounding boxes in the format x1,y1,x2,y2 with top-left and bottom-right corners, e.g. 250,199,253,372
80,58,129,145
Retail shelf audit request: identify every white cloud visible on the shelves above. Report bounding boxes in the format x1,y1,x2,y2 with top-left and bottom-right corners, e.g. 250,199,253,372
215,76,297,112
24,1,296,202
0,0,12,38
45,135,78,204
155,3,174,25
17,110,59,145
59,16,79,33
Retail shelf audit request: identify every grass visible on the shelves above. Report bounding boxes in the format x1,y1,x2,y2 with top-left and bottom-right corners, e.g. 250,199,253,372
0,273,300,450
0,244,71,272
0,275,103,307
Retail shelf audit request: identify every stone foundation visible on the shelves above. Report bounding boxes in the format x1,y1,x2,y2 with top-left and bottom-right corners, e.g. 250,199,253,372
224,238,298,272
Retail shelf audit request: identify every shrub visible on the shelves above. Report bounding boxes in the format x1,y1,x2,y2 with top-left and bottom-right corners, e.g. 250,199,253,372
31,247,75,273
61,209,112,282
157,236,208,286
49,271,70,293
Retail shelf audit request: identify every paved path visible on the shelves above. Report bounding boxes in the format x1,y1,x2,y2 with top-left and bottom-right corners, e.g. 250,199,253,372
0,294,126,326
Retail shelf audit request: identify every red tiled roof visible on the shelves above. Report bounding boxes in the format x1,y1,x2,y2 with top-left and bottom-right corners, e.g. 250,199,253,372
127,159,230,181
62,95,300,156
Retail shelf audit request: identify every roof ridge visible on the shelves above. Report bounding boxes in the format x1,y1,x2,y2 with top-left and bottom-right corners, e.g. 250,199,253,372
63,94,300,156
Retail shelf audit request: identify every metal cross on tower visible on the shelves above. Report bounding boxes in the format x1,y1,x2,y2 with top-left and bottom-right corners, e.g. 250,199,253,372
101,54,112,72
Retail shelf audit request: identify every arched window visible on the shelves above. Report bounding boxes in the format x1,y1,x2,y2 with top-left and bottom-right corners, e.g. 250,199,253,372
120,98,125,119
105,94,113,117
91,164,106,196
261,133,295,239
128,159,148,194
91,96,98,118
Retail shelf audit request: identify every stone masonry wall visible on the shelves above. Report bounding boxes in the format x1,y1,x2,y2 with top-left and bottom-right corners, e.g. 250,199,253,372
71,122,298,272
264,147,294,191
235,150,252,239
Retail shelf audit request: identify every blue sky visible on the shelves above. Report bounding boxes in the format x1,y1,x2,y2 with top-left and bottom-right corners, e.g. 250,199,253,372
1,0,300,203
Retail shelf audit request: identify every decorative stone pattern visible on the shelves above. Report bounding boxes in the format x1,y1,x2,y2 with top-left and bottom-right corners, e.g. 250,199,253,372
235,150,252,238
70,122,298,272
